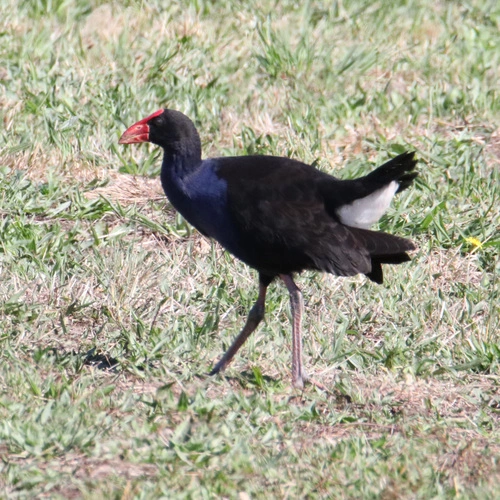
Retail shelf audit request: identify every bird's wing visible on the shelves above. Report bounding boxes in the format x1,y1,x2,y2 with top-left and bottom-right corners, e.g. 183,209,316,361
215,156,374,277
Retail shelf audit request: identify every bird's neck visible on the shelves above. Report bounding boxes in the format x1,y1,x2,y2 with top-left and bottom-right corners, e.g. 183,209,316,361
160,150,202,197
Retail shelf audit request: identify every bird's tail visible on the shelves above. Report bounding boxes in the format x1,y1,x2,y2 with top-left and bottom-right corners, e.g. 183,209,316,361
364,151,418,193
349,226,416,284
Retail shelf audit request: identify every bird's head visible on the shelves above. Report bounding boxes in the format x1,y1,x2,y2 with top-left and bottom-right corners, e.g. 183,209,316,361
119,108,201,158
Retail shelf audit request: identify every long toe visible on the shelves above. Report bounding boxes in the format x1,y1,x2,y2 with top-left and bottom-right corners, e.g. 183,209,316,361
208,361,225,376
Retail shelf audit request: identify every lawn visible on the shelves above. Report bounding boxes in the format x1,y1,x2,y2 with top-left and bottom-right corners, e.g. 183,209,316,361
1,0,499,498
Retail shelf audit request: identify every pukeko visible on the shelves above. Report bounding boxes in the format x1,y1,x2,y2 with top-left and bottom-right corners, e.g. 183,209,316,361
119,109,418,389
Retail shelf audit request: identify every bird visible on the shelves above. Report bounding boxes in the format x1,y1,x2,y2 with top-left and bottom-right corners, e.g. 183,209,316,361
119,109,418,389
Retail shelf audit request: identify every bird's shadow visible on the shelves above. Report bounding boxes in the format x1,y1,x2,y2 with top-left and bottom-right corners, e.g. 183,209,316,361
82,348,120,371
34,347,340,398
32,346,128,373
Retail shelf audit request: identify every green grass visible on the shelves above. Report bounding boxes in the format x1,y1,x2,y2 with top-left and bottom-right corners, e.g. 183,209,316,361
1,0,499,497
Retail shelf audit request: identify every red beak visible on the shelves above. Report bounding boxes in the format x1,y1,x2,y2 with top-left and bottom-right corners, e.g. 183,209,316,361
119,121,150,144
119,109,164,144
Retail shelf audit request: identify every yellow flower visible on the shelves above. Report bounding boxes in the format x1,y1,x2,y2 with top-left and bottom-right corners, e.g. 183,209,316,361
465,237,482,248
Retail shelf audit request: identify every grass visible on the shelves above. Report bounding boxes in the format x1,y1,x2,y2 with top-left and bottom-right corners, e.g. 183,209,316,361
1,0,499,497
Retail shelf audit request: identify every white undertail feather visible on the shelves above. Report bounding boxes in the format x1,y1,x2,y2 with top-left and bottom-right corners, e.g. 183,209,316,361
336,181,399,229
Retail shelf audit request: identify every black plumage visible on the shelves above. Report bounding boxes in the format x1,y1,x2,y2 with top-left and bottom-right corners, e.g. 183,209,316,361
216,154,415,281
119,109,418,388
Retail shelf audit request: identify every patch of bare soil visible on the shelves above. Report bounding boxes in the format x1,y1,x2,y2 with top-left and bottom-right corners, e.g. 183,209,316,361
34,456,157,499
84,174,164,206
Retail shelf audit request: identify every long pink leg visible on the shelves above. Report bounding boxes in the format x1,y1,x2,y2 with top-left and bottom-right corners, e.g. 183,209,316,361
209,278,268,375
280,274,308,389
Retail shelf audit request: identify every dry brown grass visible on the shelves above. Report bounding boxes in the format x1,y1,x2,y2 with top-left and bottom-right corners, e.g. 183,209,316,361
84,174,164,205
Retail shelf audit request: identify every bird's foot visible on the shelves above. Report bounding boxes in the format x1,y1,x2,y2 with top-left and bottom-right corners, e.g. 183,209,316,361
292,370,308,390
292,371,330,393
208,358,229,376
306,376,331,393
208,365,223,376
